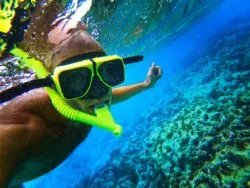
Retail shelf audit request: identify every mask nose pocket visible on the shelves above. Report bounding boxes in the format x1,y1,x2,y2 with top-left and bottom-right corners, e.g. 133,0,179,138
84,75,109,99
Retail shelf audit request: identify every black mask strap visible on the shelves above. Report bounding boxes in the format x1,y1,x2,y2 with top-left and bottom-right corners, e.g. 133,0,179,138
123,55,143,64
59,52,106,66
0,76,53,103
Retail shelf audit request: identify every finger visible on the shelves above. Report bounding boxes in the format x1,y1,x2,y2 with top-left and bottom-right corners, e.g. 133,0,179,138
155,66,160,70
149,64,156,72
156,67,162,78
159,68,163,77
151,62,156,68
157,67,162,75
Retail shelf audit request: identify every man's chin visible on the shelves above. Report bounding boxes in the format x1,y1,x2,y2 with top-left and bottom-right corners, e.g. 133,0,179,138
74,106,95,116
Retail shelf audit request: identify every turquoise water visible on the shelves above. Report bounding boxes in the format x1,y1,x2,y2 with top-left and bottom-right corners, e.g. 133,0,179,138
1,0,249,187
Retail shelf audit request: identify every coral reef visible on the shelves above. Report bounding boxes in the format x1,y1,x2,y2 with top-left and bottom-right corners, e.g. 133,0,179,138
76,22,250,187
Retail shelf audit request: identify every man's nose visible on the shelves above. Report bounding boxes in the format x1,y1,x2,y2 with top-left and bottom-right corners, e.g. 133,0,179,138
84,75,110,99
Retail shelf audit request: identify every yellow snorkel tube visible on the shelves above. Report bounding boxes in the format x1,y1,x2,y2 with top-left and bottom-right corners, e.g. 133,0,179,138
10,47,122,136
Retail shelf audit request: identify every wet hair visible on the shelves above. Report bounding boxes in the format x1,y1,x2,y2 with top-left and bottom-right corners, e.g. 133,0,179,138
44,30,105,72
59,52,106,66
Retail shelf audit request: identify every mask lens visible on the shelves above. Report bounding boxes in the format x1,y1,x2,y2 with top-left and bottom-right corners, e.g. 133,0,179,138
59,68,91,99
98,59,124,86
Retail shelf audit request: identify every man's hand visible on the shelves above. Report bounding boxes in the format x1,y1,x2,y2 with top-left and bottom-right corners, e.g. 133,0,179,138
144,62,162,88
112,62,162,103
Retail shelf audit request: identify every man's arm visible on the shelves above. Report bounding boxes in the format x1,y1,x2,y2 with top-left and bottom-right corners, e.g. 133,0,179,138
0,105,46,187
0,122,30,187
112,63,162,104
112,82,147,104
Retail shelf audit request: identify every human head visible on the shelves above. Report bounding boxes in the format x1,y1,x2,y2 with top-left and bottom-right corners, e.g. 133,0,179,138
44,30,111,114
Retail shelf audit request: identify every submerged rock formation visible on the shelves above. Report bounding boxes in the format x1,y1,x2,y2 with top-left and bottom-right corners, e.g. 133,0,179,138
77,21,250,188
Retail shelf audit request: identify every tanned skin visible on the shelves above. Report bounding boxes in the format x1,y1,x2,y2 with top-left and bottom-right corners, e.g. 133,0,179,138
0,62,162,187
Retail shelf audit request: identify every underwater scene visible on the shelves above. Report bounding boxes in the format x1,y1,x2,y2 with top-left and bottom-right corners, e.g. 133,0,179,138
0,0,250,187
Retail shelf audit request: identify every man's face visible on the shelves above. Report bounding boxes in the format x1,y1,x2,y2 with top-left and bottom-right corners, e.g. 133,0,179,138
51,29,110,115
56,53,112,115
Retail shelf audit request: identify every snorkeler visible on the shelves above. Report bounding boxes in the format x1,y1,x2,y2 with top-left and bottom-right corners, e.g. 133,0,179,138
0,26,162,187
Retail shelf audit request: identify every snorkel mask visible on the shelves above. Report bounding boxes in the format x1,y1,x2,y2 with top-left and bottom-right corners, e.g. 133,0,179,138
0,47,143,136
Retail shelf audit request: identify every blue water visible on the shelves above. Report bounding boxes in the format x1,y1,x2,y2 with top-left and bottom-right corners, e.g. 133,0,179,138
25,0,250,187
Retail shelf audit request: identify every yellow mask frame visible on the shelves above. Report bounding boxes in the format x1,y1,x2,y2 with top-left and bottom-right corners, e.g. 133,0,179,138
53,55,125,100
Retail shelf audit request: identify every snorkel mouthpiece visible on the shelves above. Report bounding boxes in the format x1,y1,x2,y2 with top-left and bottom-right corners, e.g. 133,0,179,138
46,88,122,136
95,104,122,136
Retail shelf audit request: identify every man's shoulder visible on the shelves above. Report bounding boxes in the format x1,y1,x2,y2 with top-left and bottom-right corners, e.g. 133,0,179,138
0,89,49,123
1,88,70,135
0,89,57,140
2,88,48,108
